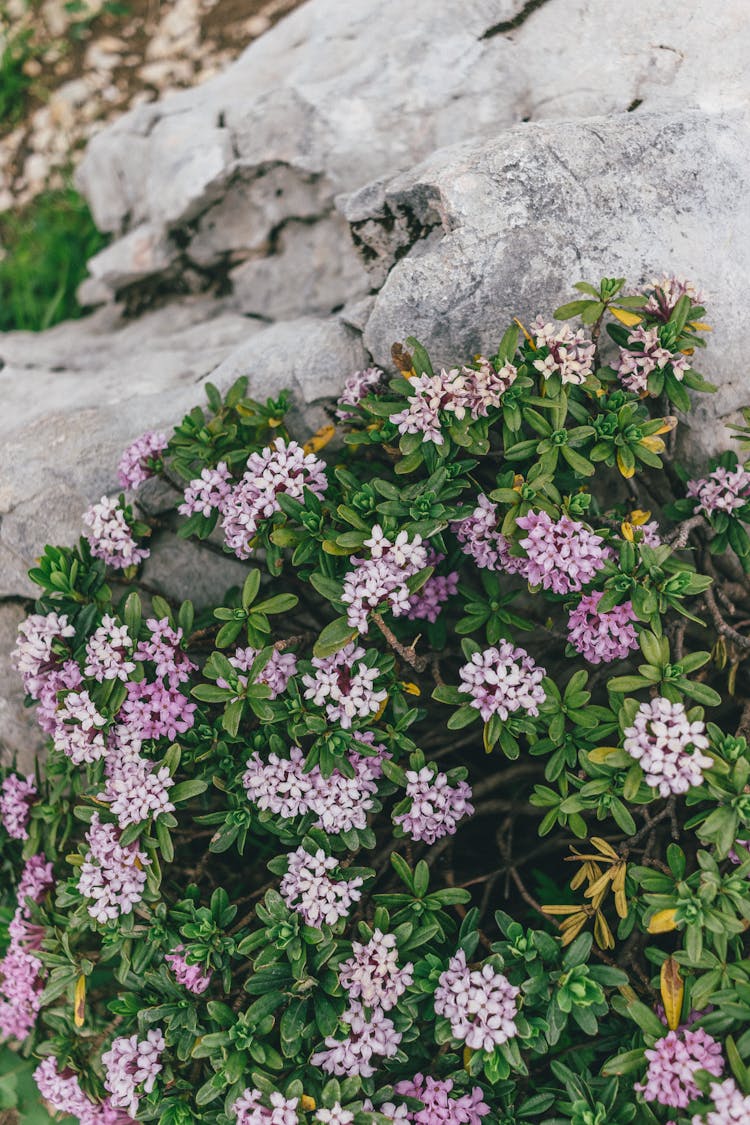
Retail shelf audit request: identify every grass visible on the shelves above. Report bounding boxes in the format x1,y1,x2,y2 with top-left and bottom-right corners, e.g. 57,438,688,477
0,25,36,126
0,187,108,332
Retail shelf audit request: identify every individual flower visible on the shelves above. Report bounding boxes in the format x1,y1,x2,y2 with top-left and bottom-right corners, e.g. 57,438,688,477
118,430,168,490
616,326,690,395
394,1074,490,1124
433,950,519,1051
302,643,387,728
98,750,175,829
51,690,108,765
516,510,609,594
221,646,297,699
221,438,328,559
394,767,474,844
83,496,150,570
78,814,149,924
178,461,233,518
12,611,75,698
623,698,712,797
566,590,638,664
310,1001,402,1078
336,366,385,420
338,929,413,1011
532,318,595,385
341,526,429,633
692,1078,750,1125
635,1027,723,1109
84,615,136,682
686,465,750,517
231,1087,299,1124
453,494,523,574
279,847,363,927
644,275,704,321
0,773,37,840
458,641,546,722
102,1028,165,1118
165,946,212,995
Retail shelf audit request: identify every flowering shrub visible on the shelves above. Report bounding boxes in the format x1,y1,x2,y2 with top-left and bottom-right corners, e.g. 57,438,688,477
2,275,750,1125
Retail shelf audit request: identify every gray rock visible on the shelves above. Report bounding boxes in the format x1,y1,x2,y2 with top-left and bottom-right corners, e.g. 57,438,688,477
352,109,750,464
0,603,40,768
86,223,176,292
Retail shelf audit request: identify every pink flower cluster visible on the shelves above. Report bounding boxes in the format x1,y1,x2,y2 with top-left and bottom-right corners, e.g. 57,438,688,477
391,362,517,445
336,366,385,420
0,773,37,839
232,1088,299,1124
302,643,387,728
221,646,297,699
644,275,704,322
12,610,75,698
687,465,750,517
635,1027,723,1109
115,617,196,742
342,526,429,633
338,928,413,1011
567,591,639,664
623,698,712,797
516,510,609,594
532,319,595,386
458,642,546,722
405,554,459,622
78,813,149,924
243,742,386,834
84,615,136,682
165,946,212,994
453,495,520,573
52,689,108,765
101,1027,165,1117
117,430,168,490
99,746,175,829
434,950,519,1051
616,326,690,394
394,767,474,844
179,461,233,518
35,1057,133,1124
221,439,328,558
83,496,150,570
692,1078,750,1125
0,855,54,1041
393,1074,490,1125
311,1000,401,1078
315,1107,355,1124
279,847,362,927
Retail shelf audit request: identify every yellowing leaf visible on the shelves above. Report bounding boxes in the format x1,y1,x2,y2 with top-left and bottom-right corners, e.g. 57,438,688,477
74,974,86,1028
301,1095,316,1112
654,416,678,435
617,450,636,479
648,908,678,934
513,317,536,348
588,746,622,764
628,509,652,526
400,681,421,696
303,424,336,454
268,416,284,428
688,321,712,332
640,435,666,454
463,1046,474,1070
621,522,635,542
611,307,643,327
373,695,389,722
591,837,619,860
660,956,684,1031
594,910,615,950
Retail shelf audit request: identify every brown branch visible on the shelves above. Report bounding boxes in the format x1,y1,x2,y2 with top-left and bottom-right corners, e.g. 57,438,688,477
372,612,428,672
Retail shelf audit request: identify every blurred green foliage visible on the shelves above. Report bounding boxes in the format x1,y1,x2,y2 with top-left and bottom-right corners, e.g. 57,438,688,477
0,1043,67,1121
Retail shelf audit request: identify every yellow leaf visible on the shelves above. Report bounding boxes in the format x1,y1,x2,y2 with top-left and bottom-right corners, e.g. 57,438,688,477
561,914,589,945
301,1095,317,1112
463,1046,473,1070
513,317,536,349
400,681,421,696
688,321,712,332
611,307,643,327
541,903,582,916
640,435,666,454
654,415,678,435
373,695,389,722
628,509,652,526
268,417,284,428
617,451,636,479
594,910,615,950
621,522,635,542
74,974,86,1028
322,539,351,555
591,837,619,859
303,424,336,454
648,908,678,934
660,956,684,1031
588,746,622,764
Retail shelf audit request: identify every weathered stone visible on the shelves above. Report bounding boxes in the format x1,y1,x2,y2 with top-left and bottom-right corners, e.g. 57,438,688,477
0,603,40,768
86,223,175,291
352,109,750,464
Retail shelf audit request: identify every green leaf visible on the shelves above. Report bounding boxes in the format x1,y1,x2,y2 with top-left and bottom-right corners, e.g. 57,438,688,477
170,780,208,803
313,616,359,659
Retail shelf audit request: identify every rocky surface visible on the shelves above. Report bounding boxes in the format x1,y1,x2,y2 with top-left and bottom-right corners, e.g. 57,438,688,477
3,0,750,762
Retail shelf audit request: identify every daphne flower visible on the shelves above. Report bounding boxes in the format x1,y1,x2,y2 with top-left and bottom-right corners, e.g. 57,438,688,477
99,750,175,829
134,617,195,686
118,430,168,490
179,461,233,518
405,553,459,622
119,680,196,742
52,689,108,765
12,611,75,698
221,646,297,699
221,439,328,558
692,1078,750,1125
0,856,54,1042
644,276,704,321
243,746,316,820
394,767,473,844
394,1074,490,1124
516,510,609,594
567,591,638,663
102,1027,165,1117
165,946,212,995
453,494,523,574
336,366,385,420
302,643,387,728
310,1001,402,1078
279,847,362,927
0,774,37,840
78,814,149,924
342,526,429,633
35,1057,129,1122
623,698,712,797
338,929,413,1011
458,642,546,722
687,465,750,517
316,1106,355,1125
616,326,690,395
84,615,136,682
83,496,149,570
434,950,519,1051
635,1027,723,1109
532,319,595,385
231,1088,299,1124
